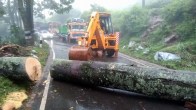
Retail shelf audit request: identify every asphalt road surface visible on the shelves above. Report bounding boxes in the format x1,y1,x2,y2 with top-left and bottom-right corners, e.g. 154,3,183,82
41,39,186,110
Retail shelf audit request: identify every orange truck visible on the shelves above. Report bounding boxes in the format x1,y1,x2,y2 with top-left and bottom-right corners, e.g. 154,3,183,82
67,18,87,43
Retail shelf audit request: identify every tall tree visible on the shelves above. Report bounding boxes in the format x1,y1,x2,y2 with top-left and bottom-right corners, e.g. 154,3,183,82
0,1,5,17
142,0,145,7
17,0,74,45
90,3,106,12
7,0,15,25
81,3,107,21
48,8,81,23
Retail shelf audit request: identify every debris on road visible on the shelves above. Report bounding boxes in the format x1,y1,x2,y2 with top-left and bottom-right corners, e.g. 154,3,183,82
154,52,181,61
135,45,144,51
69,107,74,110
2,91,28,110
184,102,196,110
143,48,150,54
128,41,136,48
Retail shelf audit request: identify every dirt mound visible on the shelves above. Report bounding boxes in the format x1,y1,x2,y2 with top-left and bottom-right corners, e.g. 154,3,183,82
0,44,30,57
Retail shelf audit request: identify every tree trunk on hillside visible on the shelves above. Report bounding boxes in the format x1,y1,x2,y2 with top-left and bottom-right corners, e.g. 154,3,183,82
17,0,34,45
51,59,196,102
0,57,42,81
7,0,15,25
142,0,145,8
14,0,21,27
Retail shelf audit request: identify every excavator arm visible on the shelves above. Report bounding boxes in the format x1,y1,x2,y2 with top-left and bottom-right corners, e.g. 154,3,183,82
69,12,119,61
84,12,106,49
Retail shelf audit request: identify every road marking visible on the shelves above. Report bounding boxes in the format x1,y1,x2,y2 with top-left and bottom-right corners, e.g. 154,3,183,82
40,40,55,110
39,72,51,110
52,48,55,59
119,53,147,67
119,53,165,69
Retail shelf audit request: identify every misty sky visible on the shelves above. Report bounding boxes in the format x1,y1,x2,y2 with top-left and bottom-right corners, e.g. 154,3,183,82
42,0,140,18
72,0,140,11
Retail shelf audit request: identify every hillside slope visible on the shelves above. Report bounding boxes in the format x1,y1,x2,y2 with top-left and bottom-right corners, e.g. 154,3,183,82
118,0,196,71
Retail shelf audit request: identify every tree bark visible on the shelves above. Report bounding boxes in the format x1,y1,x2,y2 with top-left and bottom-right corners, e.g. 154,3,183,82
7,0,15,25
142,0,145,8
50,59,196,102
14,0,21,27
17,0,34,45
17,0,26,29
0,57,42,81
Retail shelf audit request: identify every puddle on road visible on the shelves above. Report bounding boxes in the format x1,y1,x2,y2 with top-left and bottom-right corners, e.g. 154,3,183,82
45,80,185,110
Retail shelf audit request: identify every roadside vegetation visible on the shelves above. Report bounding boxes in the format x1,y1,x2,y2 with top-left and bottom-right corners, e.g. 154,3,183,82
32,43,50,66
0,77,25,106
110,0,196,71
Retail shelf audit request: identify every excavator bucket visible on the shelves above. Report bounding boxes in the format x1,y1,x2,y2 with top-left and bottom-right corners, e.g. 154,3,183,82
69,46,92,61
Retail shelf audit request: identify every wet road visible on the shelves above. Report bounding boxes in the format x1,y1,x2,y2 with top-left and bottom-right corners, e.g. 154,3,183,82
45,40,185,110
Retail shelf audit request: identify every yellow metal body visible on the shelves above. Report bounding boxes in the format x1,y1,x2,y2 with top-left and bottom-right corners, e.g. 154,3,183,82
69,12,119,61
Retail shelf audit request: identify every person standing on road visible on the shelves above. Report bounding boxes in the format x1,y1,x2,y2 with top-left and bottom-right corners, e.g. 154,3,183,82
40,34,43,48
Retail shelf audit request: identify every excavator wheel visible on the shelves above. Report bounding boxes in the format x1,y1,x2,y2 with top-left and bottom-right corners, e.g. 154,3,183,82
69,46,92,61
106,49,115,57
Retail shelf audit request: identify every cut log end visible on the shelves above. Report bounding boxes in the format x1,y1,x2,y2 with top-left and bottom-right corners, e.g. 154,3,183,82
25,57,42,81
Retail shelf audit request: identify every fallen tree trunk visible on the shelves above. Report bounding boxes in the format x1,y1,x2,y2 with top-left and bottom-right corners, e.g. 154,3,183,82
50,59,196,102
185,102,196,110
0,57,42,81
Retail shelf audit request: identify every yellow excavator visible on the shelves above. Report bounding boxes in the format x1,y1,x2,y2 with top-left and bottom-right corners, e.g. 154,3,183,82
69,12,119,61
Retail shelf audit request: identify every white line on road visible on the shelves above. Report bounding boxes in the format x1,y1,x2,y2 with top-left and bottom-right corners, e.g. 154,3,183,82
119,53,165,69
119,53,147,67
51,40,55,59
40,40,55,110
39,72,51,110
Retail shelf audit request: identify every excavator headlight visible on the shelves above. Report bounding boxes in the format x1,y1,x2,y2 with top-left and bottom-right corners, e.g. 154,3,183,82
78,40,82,46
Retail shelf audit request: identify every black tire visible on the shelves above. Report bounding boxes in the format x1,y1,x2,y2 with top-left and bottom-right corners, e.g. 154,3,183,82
67,34,70,43
108,40,116,46
65,35,68,43
106,49,115,57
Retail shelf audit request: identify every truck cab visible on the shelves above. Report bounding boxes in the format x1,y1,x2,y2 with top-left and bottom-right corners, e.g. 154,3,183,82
67,18,87,43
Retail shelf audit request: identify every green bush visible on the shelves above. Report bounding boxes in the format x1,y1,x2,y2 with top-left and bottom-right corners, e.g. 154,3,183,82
111,10,125,32
176,20,195,40
161,0,196,40
163,0,195,23
146,0,171,9
10,25,25,45
121,6,149,35
0,76,25,105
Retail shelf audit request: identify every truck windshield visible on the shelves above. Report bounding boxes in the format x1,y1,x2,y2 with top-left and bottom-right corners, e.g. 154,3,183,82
72,25,85,31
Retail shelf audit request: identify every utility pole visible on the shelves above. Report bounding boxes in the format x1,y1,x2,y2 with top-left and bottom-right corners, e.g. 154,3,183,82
25,0,34,45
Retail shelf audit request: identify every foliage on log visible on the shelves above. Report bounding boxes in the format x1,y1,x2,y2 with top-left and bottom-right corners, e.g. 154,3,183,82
51,59,196,102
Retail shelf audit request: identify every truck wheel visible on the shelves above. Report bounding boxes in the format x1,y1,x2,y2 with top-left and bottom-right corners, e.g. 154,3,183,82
67,34,70,43
106,49,115,57
68,37,71,43
65,37,68,43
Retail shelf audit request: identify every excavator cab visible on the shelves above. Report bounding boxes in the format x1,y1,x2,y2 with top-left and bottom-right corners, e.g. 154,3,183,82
69,12,119,61
99,13,113,34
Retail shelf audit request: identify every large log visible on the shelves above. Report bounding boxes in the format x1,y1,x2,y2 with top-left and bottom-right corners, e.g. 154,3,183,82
50,59,196,102
0,57,42,81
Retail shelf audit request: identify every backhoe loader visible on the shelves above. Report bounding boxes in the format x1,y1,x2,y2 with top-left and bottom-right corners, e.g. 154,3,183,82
69,12,119,61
